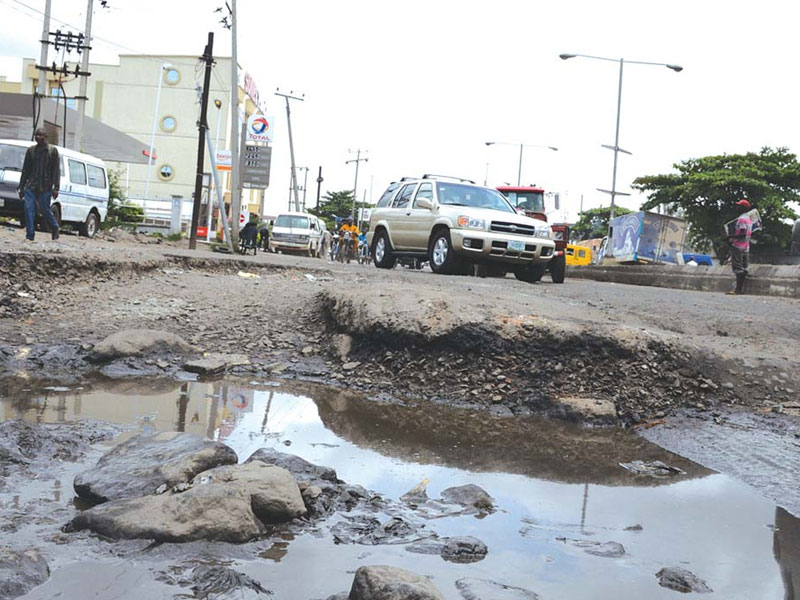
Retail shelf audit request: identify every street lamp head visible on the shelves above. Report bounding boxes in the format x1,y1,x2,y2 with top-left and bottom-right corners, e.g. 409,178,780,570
161,62,173,70
548,146,559,152
485,141,495,146
666,64,683,72
559,53,576,60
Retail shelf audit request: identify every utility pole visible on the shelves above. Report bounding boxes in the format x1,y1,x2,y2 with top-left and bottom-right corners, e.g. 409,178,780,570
228,0,241,246
275,89,304,212
73,0,93,151
315,166,323,209
346,149,368,219
189,32,214,250
299,166,309,211
37,0,51,102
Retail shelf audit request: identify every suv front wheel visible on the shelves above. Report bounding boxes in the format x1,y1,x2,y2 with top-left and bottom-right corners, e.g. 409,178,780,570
428,228,462,275
372,230,396,269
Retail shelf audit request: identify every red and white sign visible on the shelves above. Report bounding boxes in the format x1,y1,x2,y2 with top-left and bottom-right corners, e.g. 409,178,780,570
240,210,248,225
246,114,274,143
215,150,232,171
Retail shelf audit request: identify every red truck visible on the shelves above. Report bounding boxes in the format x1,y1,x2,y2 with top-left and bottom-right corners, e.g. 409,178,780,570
496,186,567,283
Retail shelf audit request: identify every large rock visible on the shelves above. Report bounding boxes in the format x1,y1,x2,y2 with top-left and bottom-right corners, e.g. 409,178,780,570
455,578,539,600
406,536,488,564
656,567,712,593
89,329,194,363
348,565,443,600
246,447,338,482
0,547,50,600
197,461,308,524
73,432,238,503
440,484,495,513
68,462,306,543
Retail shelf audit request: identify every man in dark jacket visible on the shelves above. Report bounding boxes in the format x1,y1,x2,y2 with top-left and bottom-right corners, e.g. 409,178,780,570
17,128,60,241
259,221,270,252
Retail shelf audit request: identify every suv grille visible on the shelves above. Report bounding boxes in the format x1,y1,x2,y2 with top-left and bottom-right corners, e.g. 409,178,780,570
490,221,535,236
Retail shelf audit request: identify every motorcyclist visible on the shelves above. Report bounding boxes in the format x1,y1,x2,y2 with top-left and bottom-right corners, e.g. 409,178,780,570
338,217,360,262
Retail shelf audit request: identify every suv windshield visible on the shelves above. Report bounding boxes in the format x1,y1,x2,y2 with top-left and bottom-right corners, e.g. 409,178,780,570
274,215,309,229
436,183,515,214
0,144,26,171
504,191,544,213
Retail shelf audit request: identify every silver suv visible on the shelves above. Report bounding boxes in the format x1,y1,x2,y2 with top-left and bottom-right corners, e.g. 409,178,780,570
366,175,555,281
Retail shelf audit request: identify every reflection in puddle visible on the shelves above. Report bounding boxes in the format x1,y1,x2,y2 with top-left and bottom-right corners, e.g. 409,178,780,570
1,380,799,599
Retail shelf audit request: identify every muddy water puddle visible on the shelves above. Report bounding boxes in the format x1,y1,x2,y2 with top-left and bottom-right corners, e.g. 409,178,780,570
1,380,797,599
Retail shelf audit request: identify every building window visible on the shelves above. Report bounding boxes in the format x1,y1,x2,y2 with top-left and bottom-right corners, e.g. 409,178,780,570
164,68,180,85
158,165,174,181
160,116,177,132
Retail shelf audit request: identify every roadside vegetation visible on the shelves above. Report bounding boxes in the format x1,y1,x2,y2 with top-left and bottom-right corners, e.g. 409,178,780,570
633,147,800,261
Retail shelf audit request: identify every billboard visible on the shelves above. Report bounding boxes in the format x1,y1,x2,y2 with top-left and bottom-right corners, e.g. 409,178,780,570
609,211,687,264
245,114,274,143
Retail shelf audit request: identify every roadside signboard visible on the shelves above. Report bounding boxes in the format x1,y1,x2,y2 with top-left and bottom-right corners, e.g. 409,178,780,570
245,114,275,143
215,150,232,171
240,144,272,189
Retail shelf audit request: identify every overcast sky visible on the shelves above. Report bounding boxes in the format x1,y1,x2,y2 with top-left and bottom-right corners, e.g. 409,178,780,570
1,0,798,220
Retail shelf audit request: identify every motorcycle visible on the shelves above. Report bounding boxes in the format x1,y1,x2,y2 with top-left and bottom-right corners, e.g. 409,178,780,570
357,239,369,264
337,231,355,263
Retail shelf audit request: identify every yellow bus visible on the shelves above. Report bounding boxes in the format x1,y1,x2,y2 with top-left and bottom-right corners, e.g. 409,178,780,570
565,244,592,266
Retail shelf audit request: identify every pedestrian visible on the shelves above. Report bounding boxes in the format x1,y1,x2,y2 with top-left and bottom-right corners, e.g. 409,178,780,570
17,128,60,241
320,227,332,260
726,198,754,295
259,221,270,252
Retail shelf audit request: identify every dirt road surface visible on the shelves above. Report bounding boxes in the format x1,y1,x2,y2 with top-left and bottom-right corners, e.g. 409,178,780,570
1,225,799,514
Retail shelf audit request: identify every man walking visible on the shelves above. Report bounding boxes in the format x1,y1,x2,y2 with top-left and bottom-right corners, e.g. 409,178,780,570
17,128,60,241
726,198,753,295
259,220,270,253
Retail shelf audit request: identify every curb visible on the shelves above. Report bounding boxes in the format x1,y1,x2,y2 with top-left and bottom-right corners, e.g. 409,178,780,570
567,264,800,298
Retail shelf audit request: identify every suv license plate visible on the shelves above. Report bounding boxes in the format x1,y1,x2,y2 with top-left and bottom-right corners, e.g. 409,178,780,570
508,240,525,252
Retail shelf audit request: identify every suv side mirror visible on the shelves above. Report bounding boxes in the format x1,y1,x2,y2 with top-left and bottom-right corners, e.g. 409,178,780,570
416,198,433,210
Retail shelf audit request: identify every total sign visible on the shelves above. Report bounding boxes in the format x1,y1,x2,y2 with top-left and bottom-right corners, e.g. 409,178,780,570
246,114,274,143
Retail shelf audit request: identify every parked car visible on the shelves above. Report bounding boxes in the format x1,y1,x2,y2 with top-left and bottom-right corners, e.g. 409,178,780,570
0,138,108,237
270,211,324,257
366,175,556,281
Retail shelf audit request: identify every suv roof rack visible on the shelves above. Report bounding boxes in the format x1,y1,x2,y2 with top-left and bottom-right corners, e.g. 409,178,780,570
421,174,476,184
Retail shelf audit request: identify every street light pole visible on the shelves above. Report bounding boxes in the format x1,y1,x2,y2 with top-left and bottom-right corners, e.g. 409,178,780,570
484,141,558,186
144,62,171,200
559,53,682,241
609,57,625,225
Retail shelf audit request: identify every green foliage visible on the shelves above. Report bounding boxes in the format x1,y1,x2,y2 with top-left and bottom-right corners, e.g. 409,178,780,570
309,190,359,230
633,147,800,261
572,205,633,240
108,167,126,204
107,201,144,223
104,167,145,224
166,232,183,242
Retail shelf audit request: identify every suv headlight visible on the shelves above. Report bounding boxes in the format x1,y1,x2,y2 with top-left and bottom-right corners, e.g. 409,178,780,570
457,215,486,230
535,226,552,239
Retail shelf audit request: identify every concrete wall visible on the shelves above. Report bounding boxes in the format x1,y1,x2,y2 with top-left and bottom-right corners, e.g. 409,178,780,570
568,263,800,298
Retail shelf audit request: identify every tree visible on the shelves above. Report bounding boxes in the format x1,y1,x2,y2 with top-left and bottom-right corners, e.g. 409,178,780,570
106,167,144,224
572,205,632,240
309,190,361,230
632,147,800,261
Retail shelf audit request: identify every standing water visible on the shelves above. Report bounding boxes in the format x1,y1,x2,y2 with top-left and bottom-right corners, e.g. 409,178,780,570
0,379,797,599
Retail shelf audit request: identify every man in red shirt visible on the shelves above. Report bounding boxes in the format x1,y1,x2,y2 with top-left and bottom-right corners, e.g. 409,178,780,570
726,198,753,295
